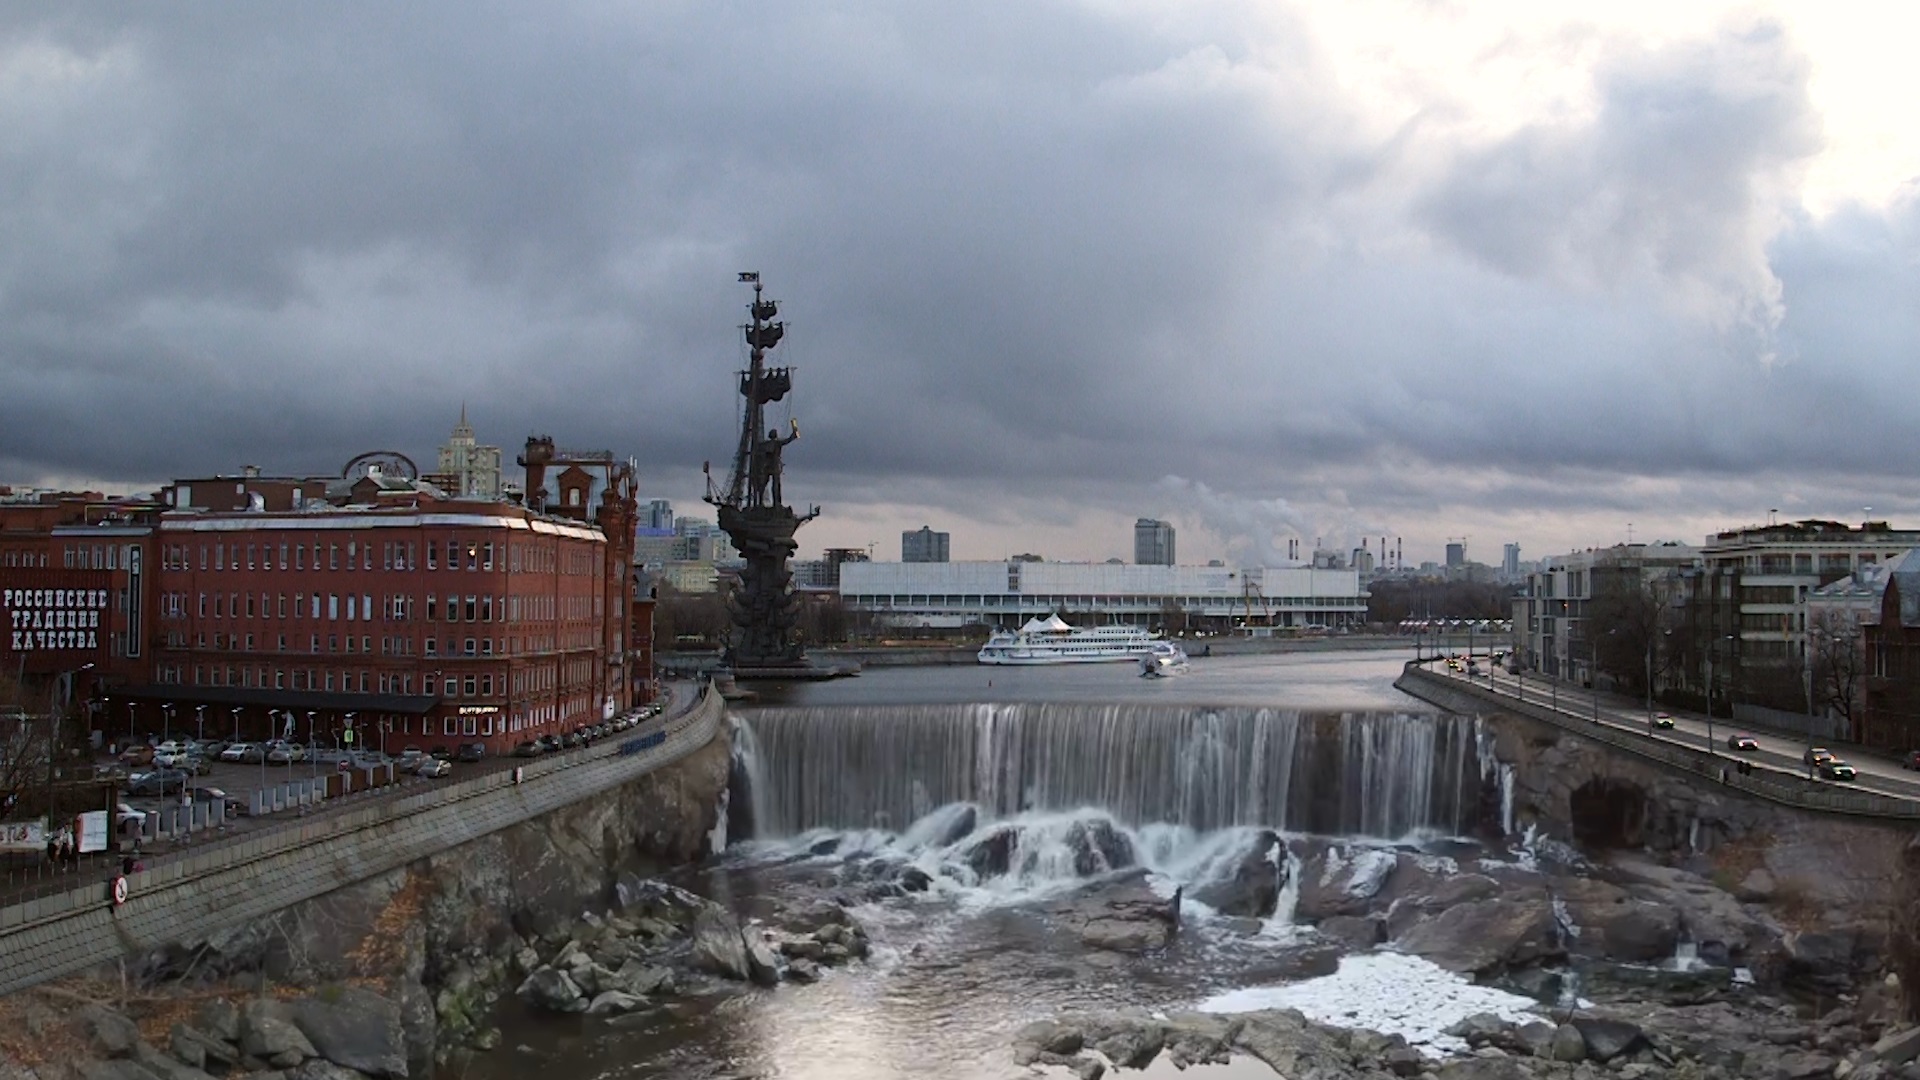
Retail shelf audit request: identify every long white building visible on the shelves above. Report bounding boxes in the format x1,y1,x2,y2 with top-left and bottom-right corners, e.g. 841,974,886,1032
839,560,1367,630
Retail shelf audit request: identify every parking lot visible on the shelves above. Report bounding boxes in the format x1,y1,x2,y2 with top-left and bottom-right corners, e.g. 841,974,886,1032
1,688,684,898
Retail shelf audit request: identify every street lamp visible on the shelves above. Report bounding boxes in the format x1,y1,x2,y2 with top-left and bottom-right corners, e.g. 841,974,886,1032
305,712,318,781
230,707,242,742
193,704,206,745
1704,634,1735,758
161,703,175,745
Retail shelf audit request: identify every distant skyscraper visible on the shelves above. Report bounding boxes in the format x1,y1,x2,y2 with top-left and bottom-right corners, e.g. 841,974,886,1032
1502,543,1521,579
902,526,950,563
1134,518,1176,565
434,404,503,498
643,499,675,531
1445,542,1466,569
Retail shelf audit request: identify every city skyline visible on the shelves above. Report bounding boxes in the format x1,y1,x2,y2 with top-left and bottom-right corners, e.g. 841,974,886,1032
3,4,1917,567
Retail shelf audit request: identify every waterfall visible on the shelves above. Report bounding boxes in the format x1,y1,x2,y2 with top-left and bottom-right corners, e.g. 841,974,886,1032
733,703,1481,840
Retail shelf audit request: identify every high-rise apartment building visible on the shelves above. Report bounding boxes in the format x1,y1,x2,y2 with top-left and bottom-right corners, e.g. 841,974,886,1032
1445,542,1466,569
433,406,503,499
1134,519,1176,566
1502,543,1521,579
902,526,950,563
642,499,674,531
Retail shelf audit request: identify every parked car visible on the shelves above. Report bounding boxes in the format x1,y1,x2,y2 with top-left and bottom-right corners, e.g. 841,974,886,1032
181,755,214,776
1650,713,1675,730
536,735,562,754
455,742,487,763
1805,747,1836,768
1726,733,1759,752
220,742,263,763
1818,759,1858,782
562,732,584,750
115,802,147,833
266,741,307,765
191,786,246,817
152,740,188,758
198,740,231,758
416,758,452,779
429,746,453,761
118,745,156,767
396,748,428,773
512,741,543,758
126,769,189,796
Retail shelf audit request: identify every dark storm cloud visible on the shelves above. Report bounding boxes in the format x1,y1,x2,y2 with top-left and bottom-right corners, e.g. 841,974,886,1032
0,3,1915,555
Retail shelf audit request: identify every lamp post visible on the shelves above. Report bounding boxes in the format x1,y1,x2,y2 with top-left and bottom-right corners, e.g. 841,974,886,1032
1703,634,1735,759
193,704,206,746
305,712,318,781
230,707,242,743
46,662,94,783
161,703,174,746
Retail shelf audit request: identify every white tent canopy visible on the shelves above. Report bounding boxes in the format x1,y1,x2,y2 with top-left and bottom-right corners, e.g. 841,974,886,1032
1019,615,1074,634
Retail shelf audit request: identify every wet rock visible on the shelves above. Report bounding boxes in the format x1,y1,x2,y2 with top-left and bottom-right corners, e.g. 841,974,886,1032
614,960,675,996
1192,830,1286,919
1601,904,1681,964
290,1061,368,1080
1736,867,1778,902
1296,846,1399,921
287,985,408,1077
689,905,753,981
1434,1060,1534,1080
585,991,644,1016
1012,1019,1086,1064
1315,914,1384,950
785,958,821,983
128,1042,218,1080
1384,873,1503,936
1238,944,1342,983
962,825,1019,879
1550,1023,1587,1062
808,836,841,857
1774,1050,1841,1078
898,867,933,892
1048,873,1177,954
744,932,783,986
515,969,587,1013
1393,898,1560,974
774,899,856,935
1384,1046,1426,1075
1065,818,1137,877
1570,1017,1646,1063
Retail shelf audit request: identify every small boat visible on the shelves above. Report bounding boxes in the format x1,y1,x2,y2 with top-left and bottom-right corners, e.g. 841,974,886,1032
1138,642,1191,678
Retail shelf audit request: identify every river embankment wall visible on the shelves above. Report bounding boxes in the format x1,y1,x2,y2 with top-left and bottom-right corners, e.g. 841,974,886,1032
0,688,730,997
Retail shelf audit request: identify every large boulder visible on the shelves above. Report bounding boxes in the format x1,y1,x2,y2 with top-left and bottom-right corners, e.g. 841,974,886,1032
744,931,784,986
689,905,753,981
74,1003,141,1059
1783,929,1864,994
1383,873,1504,937
1048,872,1177,954
1064,818,1136,877
1296,846,1399,921
1570,1017,1647,1064
1192,830,1287,919
1392,898,1561,975
516,968,587,1013
287,986,408,1077
962,825,1019,880
1602,903,1681,964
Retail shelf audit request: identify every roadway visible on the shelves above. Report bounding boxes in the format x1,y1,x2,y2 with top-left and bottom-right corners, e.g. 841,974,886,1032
0,681,700,902
1421,658,1920,801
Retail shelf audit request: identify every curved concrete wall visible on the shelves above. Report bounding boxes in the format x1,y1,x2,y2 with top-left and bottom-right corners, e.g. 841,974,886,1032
0,688,727,996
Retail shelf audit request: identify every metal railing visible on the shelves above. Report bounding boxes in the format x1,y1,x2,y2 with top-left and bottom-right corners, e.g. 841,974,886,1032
1398,664,1920,821
0,684,722,927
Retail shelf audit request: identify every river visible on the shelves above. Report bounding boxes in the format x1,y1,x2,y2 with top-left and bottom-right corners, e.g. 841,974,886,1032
472,646,1527,1080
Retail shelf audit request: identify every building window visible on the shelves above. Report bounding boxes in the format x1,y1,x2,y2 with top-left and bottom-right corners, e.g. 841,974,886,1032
426,594,437,620
427,542,437,570
425,638,437,657
329,594,339,620
326,672,336,691
447,540,459,569
464,637,476,656
445,678,458,697
465,596,477,621
444,717,457,736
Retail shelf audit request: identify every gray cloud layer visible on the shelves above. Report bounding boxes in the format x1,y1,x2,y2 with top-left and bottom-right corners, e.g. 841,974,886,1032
1,4,1915,558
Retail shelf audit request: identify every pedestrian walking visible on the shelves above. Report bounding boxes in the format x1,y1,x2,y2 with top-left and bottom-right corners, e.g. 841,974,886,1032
46,835,59,868
56,838,71,872
65,839,79,872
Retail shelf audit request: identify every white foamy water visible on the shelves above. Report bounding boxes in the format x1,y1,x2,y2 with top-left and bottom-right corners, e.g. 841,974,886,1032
1196,952,1542,1055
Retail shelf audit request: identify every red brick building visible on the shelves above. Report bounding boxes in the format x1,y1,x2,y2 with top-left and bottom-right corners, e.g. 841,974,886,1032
2,442,644,757
1864,557,1920,751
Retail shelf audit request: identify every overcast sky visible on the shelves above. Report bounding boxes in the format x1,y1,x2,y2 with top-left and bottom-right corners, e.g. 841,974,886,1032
3,2,1917,568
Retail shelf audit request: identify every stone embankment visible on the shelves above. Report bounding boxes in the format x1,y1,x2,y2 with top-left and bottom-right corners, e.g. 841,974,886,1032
0,687,733,1078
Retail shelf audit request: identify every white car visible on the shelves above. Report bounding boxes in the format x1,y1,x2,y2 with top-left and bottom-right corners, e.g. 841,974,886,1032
153,749,193,768
220,742,258,763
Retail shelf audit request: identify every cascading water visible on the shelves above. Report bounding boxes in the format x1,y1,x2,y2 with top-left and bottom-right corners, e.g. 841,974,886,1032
734,702,1482,841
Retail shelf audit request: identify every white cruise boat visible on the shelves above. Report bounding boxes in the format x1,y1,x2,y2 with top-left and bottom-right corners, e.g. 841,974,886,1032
976,615,1189,666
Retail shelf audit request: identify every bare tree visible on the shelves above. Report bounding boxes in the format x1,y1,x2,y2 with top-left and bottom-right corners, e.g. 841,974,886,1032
0,670,54,817
1809,607,1868,728
1587,570,1684,697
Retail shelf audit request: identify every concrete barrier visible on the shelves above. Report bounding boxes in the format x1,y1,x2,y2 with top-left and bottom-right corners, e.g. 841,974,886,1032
0,686,726,995
1398,664,1920,821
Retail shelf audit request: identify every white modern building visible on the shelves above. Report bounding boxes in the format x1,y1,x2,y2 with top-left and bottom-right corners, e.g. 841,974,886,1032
840,560,1366,630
